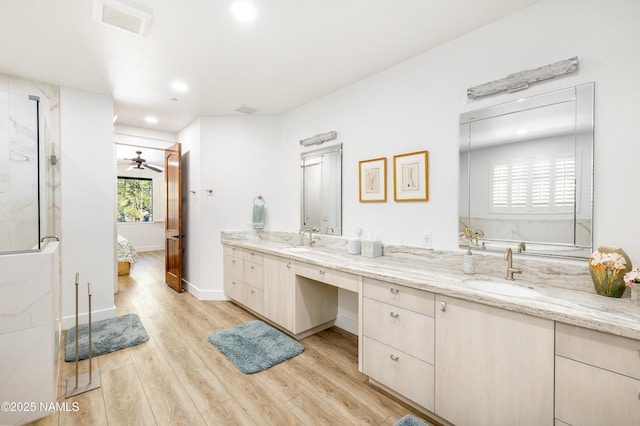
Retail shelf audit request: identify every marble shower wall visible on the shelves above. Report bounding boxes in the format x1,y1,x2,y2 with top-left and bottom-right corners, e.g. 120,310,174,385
0,74,60,252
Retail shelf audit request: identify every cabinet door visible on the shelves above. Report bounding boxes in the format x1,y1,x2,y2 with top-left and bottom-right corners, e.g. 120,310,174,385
263,254,295,331
435,295,554,426
555,356,640,425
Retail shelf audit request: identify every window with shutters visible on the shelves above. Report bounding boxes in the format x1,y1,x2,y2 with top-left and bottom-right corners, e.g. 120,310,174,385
490,153,576,214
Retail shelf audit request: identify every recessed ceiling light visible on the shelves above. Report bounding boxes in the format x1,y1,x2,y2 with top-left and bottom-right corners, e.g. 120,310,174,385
231,1,257,22
145,116,158,124
171,81,189,92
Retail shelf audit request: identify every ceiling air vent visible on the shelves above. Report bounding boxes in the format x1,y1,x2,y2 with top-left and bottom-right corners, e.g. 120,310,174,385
93,0,153,37
235,104,259,115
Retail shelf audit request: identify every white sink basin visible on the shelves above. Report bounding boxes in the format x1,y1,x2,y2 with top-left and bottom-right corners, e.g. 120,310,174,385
282,246,312,253
464,279,542,297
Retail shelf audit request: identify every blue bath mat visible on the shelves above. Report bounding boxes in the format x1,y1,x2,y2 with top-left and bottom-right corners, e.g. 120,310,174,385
208,320,304,374
65,313,149,361
394,415,430,426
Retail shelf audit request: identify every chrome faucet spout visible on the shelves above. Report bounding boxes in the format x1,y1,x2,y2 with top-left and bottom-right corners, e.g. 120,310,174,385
504,248,523,280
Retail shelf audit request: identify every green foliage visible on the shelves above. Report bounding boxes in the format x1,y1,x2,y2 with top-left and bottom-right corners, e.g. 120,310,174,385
118,177,153,222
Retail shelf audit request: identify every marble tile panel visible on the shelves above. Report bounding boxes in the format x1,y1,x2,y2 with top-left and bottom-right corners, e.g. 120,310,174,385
0,325,55,425
0,92,8,162
9,160,37,212
8,91,37,163
0,250,53,334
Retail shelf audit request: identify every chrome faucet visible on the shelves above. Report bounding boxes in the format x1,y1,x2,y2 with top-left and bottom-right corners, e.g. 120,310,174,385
504,248,523,280
517,241,526,253
300,228,315,247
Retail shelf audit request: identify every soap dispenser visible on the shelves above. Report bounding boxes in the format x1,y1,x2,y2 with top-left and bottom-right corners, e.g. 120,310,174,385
464,245,475,275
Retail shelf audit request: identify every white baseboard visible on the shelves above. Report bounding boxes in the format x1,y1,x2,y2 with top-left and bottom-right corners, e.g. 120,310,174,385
182,279,227,301
335,314,358,335
61,305,117,330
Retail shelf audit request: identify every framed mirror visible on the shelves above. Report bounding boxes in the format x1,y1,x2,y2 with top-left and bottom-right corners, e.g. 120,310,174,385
300,143,342,235
459,83,594,258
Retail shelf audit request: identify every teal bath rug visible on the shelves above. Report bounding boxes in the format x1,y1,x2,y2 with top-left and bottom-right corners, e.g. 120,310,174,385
208,320,304,374
394,415,430,426
65,313,149,361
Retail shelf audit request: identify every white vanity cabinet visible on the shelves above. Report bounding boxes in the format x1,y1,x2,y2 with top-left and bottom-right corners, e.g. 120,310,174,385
263,254,295,331
435,295,554,426
555,323,640,425
361,277,436,411
223,246,265,316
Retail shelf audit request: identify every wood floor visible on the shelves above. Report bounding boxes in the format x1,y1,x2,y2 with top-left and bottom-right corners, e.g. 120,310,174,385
28,250,430,426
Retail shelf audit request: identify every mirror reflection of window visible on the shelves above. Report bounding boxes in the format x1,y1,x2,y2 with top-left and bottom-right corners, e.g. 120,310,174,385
459,83,594,258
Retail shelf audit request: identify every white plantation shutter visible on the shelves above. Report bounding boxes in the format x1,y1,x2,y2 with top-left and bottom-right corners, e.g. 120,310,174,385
491,162,508,208
510,160,528,207
532,159,551,206
554,154,575,207
490,153,575,213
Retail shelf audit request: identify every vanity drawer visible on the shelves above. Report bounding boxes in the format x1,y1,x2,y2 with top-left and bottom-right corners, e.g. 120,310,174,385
224,253,243,281
556,322,640,380
243,261,264,289
555,355,640,425
226,246,244,258
363,277,434,316
224,275,243,301
363,297,434,363
295,261,359,292
243,249,264,265
363,336,434,411
243,285,264,315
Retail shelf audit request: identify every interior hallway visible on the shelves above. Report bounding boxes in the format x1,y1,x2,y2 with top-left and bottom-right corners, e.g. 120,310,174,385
28,251,430,425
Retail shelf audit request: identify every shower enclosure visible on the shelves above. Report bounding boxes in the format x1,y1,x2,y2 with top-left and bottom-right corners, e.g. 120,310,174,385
0,85,51,253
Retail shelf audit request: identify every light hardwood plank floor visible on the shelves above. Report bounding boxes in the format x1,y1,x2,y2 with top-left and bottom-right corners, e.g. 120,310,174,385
27,251,432,426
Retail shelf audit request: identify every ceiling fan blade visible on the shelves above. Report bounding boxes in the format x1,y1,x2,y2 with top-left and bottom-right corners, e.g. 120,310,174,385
145,163,163,173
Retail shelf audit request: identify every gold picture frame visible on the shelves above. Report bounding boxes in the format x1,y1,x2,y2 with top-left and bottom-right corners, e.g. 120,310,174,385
359,157,387,202
393,150,428,201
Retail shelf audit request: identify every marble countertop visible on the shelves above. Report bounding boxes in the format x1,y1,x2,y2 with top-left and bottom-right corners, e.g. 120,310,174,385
221,232,640,340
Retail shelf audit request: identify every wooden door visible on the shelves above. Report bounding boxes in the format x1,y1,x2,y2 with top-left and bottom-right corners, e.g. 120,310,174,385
165,142,183,292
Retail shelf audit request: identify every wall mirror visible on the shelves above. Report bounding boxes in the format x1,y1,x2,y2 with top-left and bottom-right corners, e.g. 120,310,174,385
300,143,342,235
459,83,594,258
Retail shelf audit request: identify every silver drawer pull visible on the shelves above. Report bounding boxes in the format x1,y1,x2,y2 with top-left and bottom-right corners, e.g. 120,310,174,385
231,260,236,264
319,270,326,275
250,252,255,256
441,301,447,312
250,266,255,270
389,354,399,362
232,281,236,285
389,312,399,319
251,289,255,294
389,288,399,295
287,262,292,269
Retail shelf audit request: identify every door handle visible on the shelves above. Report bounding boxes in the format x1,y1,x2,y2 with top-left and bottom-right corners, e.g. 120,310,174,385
174,235,185,239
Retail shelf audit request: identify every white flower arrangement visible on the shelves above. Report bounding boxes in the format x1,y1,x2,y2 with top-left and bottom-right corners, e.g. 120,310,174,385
624,268,640,287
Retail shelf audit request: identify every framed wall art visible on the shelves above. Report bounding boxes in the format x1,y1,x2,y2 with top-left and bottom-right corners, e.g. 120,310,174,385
359,157,387,202
393,150,428,201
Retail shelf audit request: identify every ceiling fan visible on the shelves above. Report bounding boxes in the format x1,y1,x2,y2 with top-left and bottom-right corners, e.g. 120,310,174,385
123,150,164,173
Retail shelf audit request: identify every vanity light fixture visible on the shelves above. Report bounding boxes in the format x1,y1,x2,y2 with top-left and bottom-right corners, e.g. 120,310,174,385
144,116,158,124
299,131,338,147
231,1,257,22
467,57,579,100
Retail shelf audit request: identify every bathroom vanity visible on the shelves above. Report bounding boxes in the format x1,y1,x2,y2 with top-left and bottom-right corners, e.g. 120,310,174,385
221,232,640,426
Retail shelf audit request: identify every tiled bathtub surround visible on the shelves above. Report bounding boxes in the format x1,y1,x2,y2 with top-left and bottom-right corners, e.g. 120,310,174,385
0,74,60,252
221,231,640,340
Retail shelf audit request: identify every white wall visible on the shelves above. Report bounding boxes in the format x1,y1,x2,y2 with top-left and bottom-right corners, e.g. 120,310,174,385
279,0,640,264
180,116,282,299
179,118,202,294
60,87,115,328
